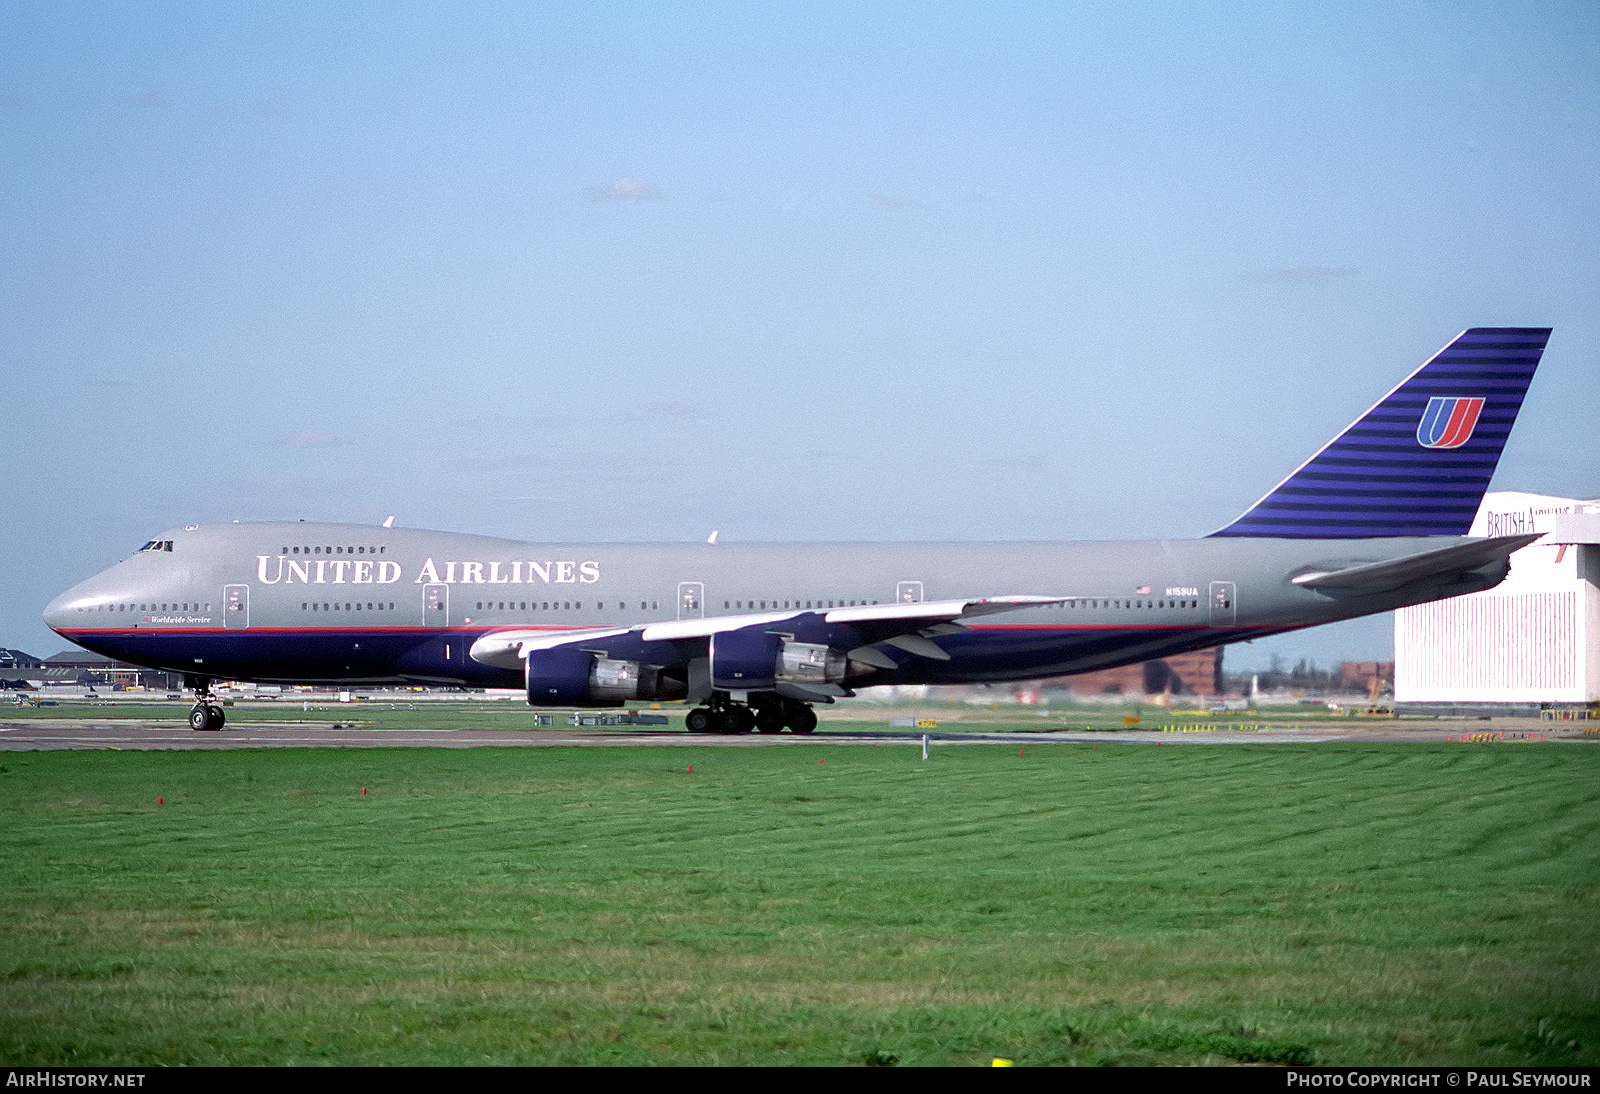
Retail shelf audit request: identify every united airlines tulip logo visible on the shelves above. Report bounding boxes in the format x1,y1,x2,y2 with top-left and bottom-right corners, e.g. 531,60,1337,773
1416,396,1485,449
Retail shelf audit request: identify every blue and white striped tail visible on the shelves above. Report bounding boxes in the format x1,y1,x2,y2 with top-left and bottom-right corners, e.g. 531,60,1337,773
1210,327,1551,539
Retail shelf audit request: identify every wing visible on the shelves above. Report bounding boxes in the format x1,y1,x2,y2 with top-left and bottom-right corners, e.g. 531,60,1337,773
469,595,1069,704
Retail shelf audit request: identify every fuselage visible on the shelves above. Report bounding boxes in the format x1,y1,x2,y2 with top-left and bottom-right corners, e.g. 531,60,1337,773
43,520,1507,691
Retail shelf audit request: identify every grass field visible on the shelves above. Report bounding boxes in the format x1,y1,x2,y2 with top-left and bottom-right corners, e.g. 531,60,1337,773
1,743,1596,1066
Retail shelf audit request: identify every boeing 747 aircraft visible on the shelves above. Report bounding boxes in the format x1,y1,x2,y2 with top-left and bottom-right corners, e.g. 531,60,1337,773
45,328,1551,732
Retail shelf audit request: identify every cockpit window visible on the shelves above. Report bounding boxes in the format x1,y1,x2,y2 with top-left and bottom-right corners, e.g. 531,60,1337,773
136,540,174,553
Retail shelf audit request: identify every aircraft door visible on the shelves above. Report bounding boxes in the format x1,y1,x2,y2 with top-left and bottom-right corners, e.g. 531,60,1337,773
1209,581,1236,626
896,581,924,604
223,584,249,629
678,582,704,620
423,584,449,628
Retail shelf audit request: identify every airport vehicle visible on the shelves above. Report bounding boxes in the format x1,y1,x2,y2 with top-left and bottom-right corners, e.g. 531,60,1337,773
44,328,1551,732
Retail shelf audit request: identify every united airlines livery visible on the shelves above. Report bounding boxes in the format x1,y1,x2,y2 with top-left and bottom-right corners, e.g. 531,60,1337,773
45,327,1552,733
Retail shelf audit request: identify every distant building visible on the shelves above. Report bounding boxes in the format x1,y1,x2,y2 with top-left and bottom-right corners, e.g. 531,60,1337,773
0,650,182,691
1395,492,1600,712
1032,648,1223,700
1340,661,1394,694
0,649,41,670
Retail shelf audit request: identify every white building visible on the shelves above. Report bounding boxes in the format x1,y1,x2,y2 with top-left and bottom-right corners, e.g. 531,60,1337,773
1395,492,1600,708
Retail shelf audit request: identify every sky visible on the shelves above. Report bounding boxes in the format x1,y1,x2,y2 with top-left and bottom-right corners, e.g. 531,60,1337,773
2,2,1596,670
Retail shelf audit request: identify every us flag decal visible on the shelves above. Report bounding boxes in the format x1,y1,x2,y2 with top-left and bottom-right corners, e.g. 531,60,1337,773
1416,396,1485,449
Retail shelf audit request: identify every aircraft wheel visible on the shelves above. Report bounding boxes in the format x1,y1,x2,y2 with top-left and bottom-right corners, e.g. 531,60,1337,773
208,705,225,728
753,706,785,734
727,706,756,735
685,708,714,734
787,705,818,734
189,705,218,732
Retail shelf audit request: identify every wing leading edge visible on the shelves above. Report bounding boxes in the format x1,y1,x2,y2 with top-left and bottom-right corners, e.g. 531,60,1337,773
469,594,1069,672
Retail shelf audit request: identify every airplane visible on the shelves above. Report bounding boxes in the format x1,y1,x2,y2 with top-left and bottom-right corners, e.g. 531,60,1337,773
43,327,1551,733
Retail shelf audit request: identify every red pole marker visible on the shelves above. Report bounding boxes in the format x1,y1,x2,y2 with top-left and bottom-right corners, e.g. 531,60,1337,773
157,797,163,805
1019,748,1025,757
687,764,693,774
361,787,367,796
819,757,824,765
1093,744,1098,750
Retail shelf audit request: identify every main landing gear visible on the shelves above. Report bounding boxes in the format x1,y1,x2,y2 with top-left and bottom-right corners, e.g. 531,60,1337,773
185,674,225,732
685,693,816,735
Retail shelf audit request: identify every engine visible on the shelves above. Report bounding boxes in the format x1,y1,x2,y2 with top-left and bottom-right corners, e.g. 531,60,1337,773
525,648,682,707
710,630,848,690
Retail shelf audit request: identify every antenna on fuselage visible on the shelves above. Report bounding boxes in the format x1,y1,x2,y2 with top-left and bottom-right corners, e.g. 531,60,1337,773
706,529,718,544
382,515,395,528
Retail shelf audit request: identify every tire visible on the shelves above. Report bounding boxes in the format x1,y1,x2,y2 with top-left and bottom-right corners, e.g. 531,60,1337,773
188,706,217,731
753,706,785,734
208,705,225,728
684,708,714,734
728,706,756,735
788,705,817,734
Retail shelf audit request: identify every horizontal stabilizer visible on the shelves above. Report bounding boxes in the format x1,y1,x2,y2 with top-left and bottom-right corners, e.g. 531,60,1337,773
1291,534,1540,592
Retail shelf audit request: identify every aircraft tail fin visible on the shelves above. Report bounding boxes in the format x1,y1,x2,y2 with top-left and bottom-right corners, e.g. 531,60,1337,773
1209,327,1551,538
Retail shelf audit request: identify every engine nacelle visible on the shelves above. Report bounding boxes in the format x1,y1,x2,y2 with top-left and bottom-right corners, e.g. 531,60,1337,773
525,648,678,707
710,629,847,690
776,640,847,685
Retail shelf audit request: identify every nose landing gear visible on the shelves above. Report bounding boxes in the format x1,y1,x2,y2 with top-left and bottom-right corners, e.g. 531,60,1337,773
184,673,224,731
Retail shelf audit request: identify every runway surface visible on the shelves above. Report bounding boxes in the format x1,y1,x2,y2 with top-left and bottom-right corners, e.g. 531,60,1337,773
0,717,1564,750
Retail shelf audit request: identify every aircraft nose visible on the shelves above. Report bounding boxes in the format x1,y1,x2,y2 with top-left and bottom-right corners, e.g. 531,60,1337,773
43,580,103,635
43,588,79,634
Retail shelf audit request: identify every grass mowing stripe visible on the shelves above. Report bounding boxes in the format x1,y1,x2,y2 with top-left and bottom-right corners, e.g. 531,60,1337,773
0,744,1595,1065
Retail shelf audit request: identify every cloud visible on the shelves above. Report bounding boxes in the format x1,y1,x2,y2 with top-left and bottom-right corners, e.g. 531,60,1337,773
869,193,921,209
1261,265,1355,283
587,176,662,201
286,430,342,448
